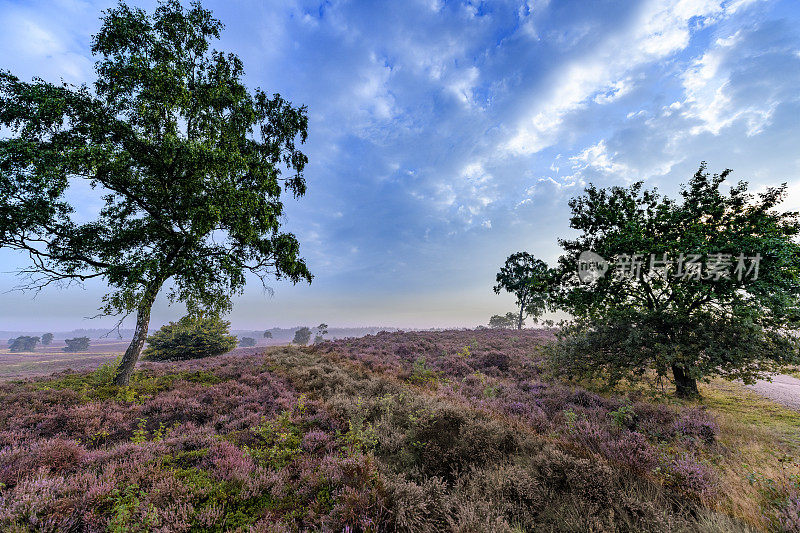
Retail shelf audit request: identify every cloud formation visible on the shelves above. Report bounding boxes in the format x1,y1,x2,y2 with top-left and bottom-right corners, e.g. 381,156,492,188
0,0,799,329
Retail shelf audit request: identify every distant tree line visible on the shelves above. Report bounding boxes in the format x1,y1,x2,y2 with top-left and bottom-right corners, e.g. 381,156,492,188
6,332,78,353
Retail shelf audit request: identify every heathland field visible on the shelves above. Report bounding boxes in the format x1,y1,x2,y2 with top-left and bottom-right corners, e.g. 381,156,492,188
0,329,797,531
0,341,126,381
0,340,287,381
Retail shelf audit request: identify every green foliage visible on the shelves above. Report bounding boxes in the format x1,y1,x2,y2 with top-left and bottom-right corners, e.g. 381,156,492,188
143,314,237,361
106,484,160,532
342,397,378,453
562,408,581,431
130,418,167,444
292,327,311,345
313,323,328,344
0,0,312,382
488,312,519,329
40,333,53,346
608,403,635,429
163,460,272,531
239,337,256,348
37,358,222,404
245,410,303,470
8,336,39,352
131,418,149,444
745,467,800,529
409,356,442,385
63,336,90,352
494,252,555,329
552,164,800,396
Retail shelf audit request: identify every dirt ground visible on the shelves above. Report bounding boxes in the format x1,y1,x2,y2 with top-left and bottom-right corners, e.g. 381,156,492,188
746,374,800,411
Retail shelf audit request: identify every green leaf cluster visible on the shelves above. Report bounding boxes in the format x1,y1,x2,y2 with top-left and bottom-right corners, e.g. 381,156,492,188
8,336,39,352
292,327,311,346
493,252,556,328
488,312,520,329
143,314,236,361
551,164,800,392
63,336,90,352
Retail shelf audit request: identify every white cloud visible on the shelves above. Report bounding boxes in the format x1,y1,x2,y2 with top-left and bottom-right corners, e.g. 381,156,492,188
593,77,634,104
503,0,753,155
679,24,800,136
446,66,480,107
570,140,632,178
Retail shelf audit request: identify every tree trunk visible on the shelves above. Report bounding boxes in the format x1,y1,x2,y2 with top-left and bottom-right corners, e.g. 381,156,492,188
672,364,699,398
114,285,159,386
517,304,524,330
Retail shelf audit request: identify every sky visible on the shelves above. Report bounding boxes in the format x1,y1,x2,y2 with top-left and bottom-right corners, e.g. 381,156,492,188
1,0,800,331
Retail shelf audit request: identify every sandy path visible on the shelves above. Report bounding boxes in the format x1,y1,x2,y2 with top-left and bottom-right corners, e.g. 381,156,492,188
747,374,800,411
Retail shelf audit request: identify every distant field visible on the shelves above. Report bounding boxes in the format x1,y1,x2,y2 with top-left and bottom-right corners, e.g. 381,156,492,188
0,339,287,380
0,340,127,380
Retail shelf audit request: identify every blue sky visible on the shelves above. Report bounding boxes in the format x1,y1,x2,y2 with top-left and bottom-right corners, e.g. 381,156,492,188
1,0,800,330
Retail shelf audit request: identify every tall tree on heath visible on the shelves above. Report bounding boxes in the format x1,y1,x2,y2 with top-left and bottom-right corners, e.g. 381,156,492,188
0,1,312,384
293,327,311,346
553,164,800,397
494,252,553,329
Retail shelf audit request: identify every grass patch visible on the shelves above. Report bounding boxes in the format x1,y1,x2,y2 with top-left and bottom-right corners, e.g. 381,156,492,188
35,359,225,404
699,379,800,450
694,379,800,531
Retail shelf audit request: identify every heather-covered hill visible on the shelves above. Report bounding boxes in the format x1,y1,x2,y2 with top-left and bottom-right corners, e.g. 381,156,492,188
0,330,787,531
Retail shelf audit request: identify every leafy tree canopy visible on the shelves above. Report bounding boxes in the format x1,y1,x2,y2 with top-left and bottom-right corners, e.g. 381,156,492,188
9,336,39,352
239,336,256,347
552,164,800,396
488,312,520,329
41,333,54,345
494,252,554,329
263,330,273,339
313,323,329,344
0,0,312,384
293,327,311,346
144,314,236,361
63,337,90,353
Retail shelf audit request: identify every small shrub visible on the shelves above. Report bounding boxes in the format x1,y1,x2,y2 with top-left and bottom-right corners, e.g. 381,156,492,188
239,337,256,347
746,468,800,531
342,397,378,453
409,357,441,385
608,403,635,430
674,408,718,444
107,483,160,532
143,314,237,361
244,411,303,469
666,454,718,499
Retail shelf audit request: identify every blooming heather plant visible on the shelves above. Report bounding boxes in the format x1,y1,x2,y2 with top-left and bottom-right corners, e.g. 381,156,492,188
0,329,749,531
